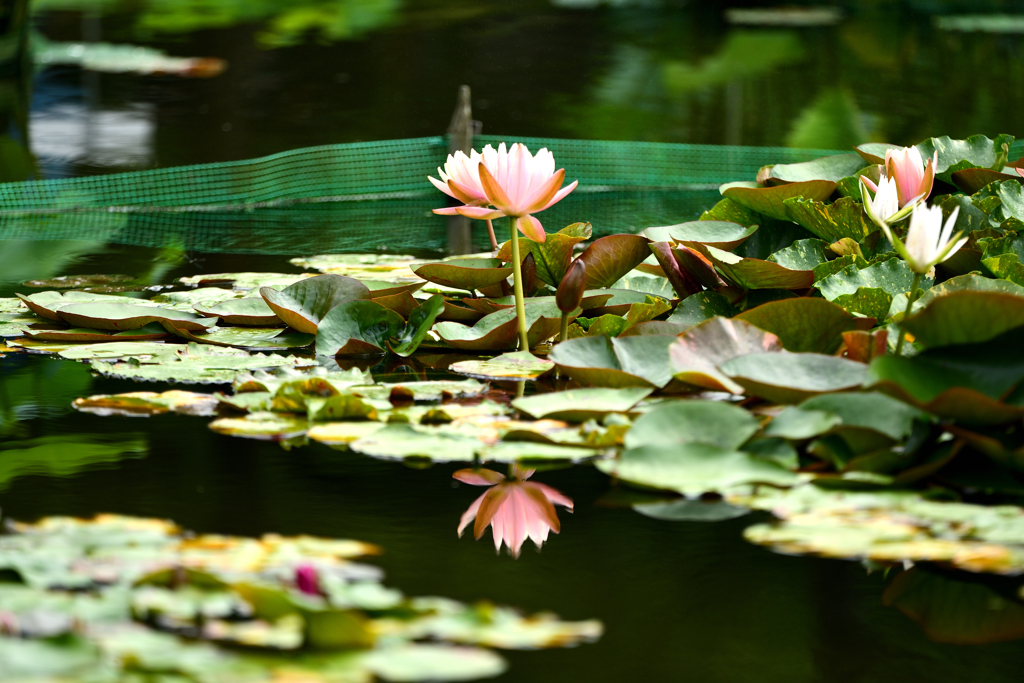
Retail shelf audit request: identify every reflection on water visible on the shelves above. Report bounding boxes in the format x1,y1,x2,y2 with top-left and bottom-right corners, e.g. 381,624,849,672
455,464,573,557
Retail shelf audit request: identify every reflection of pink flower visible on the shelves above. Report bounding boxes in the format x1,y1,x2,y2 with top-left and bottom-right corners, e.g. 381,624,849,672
455,466,573,558
862,146,937,209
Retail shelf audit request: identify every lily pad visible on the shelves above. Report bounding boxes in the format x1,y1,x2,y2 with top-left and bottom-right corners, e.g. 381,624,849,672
644,221,758,251
950,167,1023,194
512,387,653,422
783,196,876,243
857,135,1014,184
364,280,426,298
624,400,761,450
208,412,309,441
495,222,592,287
577,234,652,289
22,323,171,342
23,273,136,289
721,179,837,222
260,274,371,334
669,317,784,393
735,297,859,354
598,442,800,496
291,253,424,281
449,351,555,381
721,352,869,404
389,295,445,357
412,258,513,292
18,291,156,321
193,298,282,326
73,391,219,417
91,343,316,385
768,153,868,183
548,335,677,389
633,499,751,522
666,292,738,329
169,326,315,350
434,300,568,352
816,257,922,302
766,392,923,442
55,303,215,332
315,300,405,356
901,290,1024,348
703,245,814,290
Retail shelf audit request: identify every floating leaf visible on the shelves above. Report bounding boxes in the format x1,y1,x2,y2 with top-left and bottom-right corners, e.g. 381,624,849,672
665,292,738,329
389,295,445,357
633,499,750,522
722,352,869,404
412,258,513,292
193,298,281,326
18,291,153,321
208,412,309,441
512,387,653,422
350,380,487,403
950,167,1022,194
703,245,814,290
22,274,136,289
577,234,652,289
857,135,1014,184
816,257,921,302
784,196,876,243
495,223,592,287
169,326,315,351
91,343,315,384
54,303,215,333
721,180,837,221
624,400,760,450
549,335,677,389
901,290,1024,348
832,287,892,321
669,317,783,393
644,221,758,251
22,323,171,343
767,239,828,271
315,300,405,356
766,392,923,442
260,274,371,334
434,300,568,352
735,297,859,353
73,391,219,417
448,351,555,381
598,443,800,496
363,280,426,298
769,153,868,183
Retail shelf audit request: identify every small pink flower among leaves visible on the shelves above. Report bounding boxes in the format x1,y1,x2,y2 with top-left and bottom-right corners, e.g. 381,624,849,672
861,146,937,211
455,465,573,558
294,562,322,597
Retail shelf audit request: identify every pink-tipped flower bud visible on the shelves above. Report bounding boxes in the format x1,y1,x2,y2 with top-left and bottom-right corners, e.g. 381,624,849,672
295,563,322,596
556,258,587,313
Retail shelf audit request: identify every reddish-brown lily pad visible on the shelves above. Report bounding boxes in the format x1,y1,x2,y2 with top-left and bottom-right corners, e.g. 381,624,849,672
412,258,512,292
55,303,215,332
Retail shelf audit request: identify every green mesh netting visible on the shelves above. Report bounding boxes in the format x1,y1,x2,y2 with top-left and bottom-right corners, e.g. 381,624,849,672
1,136,1017,255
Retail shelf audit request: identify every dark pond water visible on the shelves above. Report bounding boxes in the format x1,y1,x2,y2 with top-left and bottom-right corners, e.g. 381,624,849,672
4,1,1024,681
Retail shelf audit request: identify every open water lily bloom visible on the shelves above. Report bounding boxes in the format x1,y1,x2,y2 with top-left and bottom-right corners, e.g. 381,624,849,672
882,202,966,275
456,142,578,242
861,146,937,210
860,175,900,229
455,466,573,558
429,147,493,216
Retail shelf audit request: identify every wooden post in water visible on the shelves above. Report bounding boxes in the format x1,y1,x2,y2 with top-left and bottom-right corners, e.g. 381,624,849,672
446,85,479,254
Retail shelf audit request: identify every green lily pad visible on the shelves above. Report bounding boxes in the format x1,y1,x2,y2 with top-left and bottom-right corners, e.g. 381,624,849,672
598,442,800,496
260,274,371,334
17,291,151,321
950,167,1023,194
766,239,828,271
168,326,315,350
290,253,425,280
315,300,405,356
512,387,653,422
913,273,1024,309
857,135,1014,184
389,295,445,357
721,179,837,221
22,323,172,342
669,317,784,394
633,499,751,522
364,280,426,298
703,245,814,290
180,271,312,289
816,257,921,302
740,484,1024,575
54,303,215,332
832,288,892,321
375,290,421,318
769,153,868,183
412,258,513,292
735,297,859,353
578,234,652,289
73,390,219,417
208,412,309,441
582,289,667,317
22,273,136,289
448,351,555,381
783,196,876,243
56,341,180,360
549,335,677,389
901,290,1024,348
495,222,592,287
434,300,568,352
624,400,761,450
350,379,487,403
193,297,282,326
722,352,869,404
666,292,738,329
766,392,923,442
363,644,507,682
91,343,316,385
644,221,758,251
348,424,593,463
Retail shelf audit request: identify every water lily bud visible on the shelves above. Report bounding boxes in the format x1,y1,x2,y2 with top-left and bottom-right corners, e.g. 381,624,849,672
295,563,321,596
556,259,587,313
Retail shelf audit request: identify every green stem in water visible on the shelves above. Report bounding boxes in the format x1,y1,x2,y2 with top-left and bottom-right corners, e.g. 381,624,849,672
895,272,923,356
559,311,569,343
509,216,529,352
485,219,498,252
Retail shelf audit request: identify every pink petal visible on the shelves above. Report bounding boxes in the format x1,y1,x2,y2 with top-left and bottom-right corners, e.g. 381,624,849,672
539,179,578,211
429,175,456,198
474,486,511,540
512,464,535,480
860,175,879,194
458,492,486,537
456,206,505,220
519,215,547,242
433,207,461,215
478,163,514,214
453,468,506,486
525,168,566,214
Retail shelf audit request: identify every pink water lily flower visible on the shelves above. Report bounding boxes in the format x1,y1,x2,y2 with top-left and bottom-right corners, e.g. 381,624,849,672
455,143,578,243
861,146,937,210
429,148,492,215
455,465,573,558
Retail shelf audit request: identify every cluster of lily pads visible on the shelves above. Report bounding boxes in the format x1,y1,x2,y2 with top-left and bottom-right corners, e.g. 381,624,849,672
0,513,601,682
5,133,1024,616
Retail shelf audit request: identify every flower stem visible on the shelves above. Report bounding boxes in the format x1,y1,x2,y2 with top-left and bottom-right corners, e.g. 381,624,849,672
895,272,923,356
559,311,569,343
509,217,529,352
485,219,498,252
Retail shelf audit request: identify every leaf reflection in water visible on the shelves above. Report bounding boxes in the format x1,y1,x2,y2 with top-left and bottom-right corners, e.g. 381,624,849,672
455,465,573,558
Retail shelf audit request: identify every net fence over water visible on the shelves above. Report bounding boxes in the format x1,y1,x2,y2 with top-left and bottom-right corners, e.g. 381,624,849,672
3,135,1013,255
